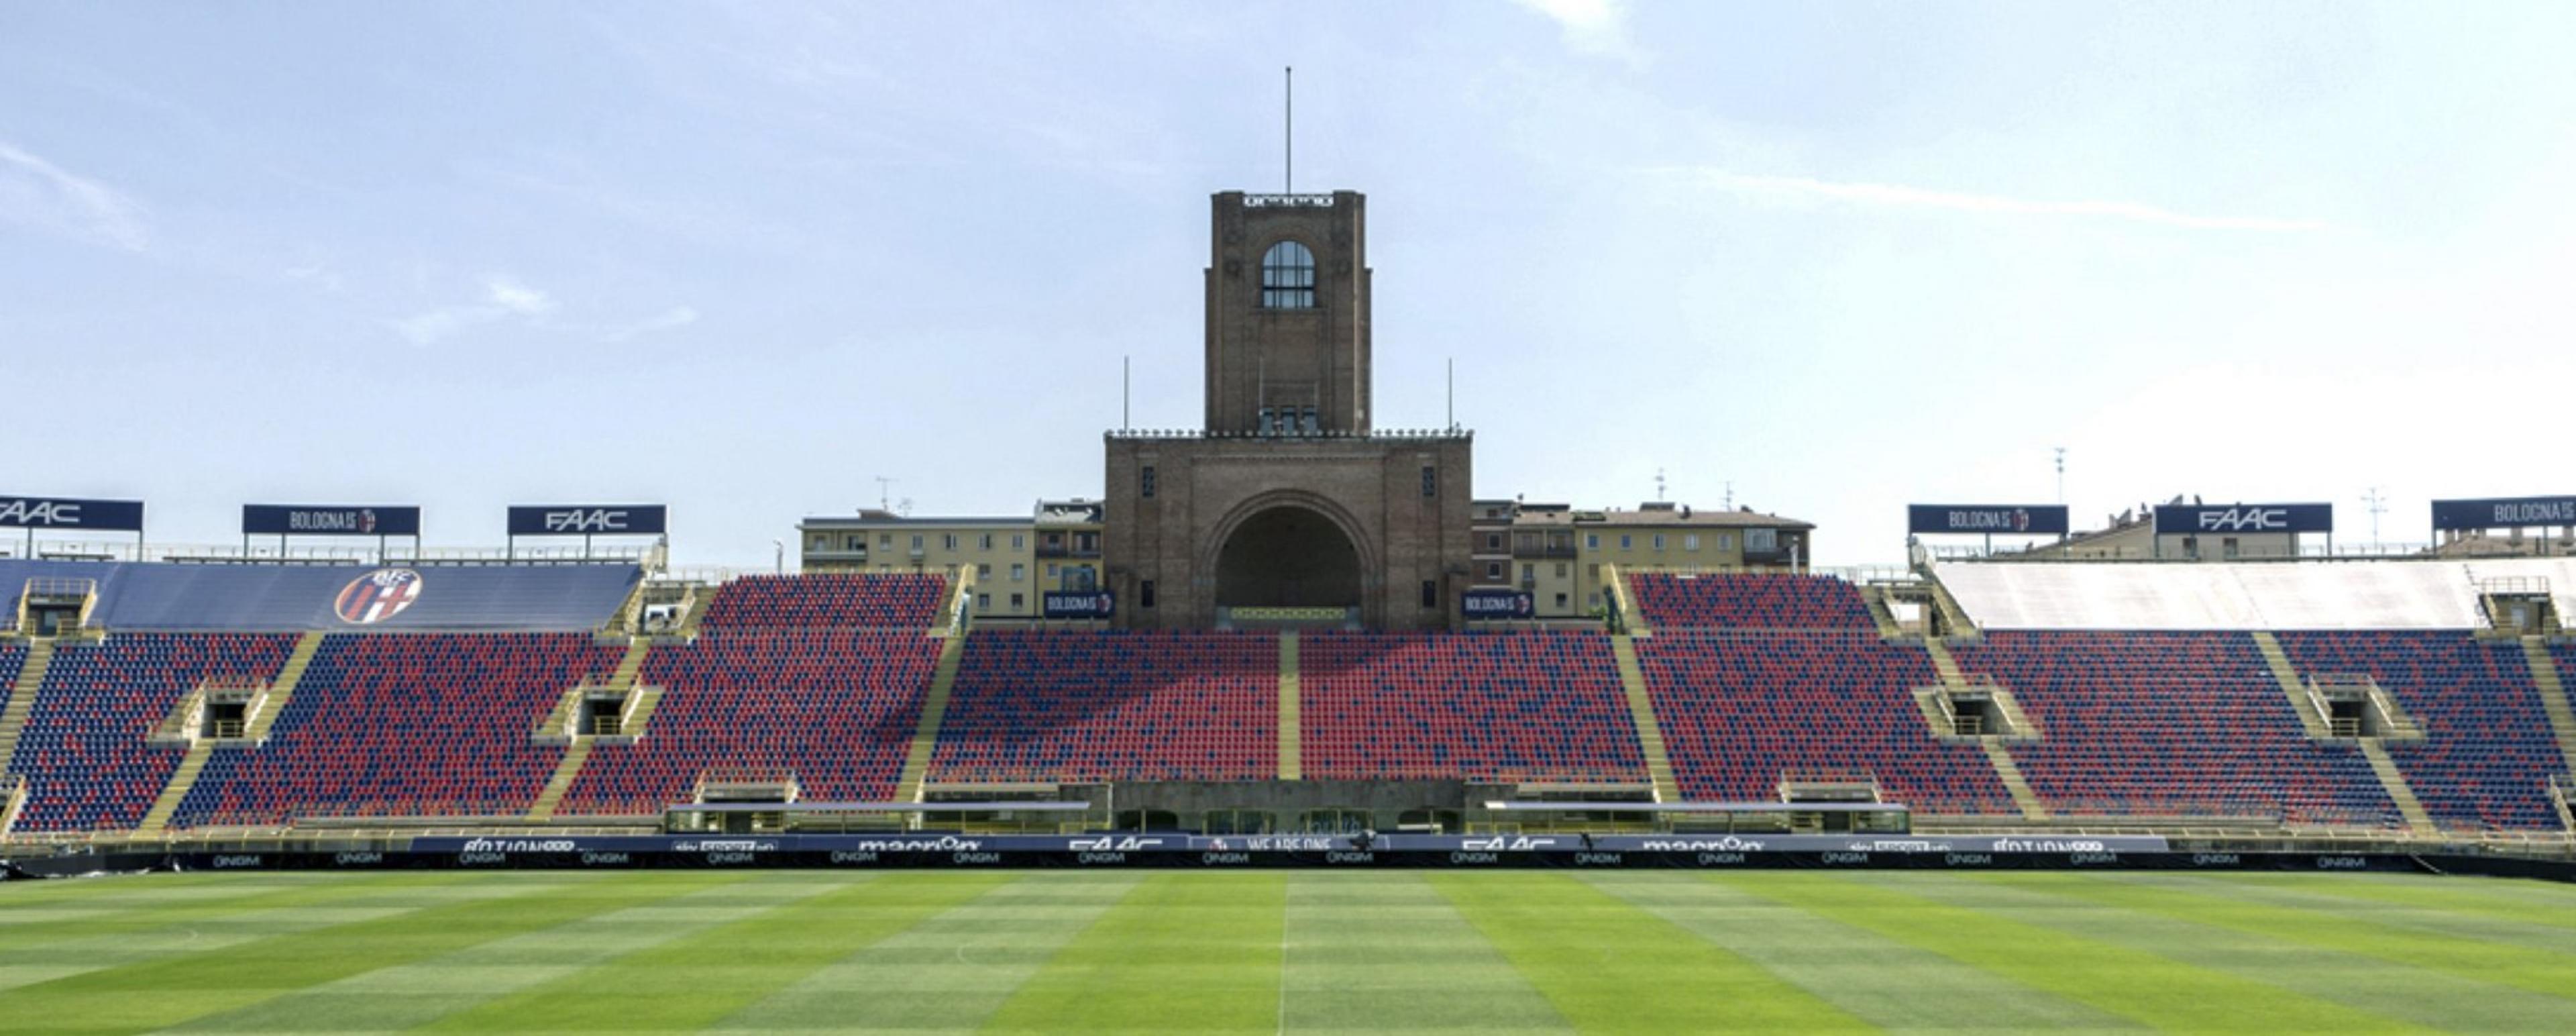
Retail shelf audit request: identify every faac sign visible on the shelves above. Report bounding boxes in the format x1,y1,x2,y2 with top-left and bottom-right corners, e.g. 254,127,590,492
1462,588,1536,619
244,505,423,537
1907,504,2070,536
1041,590,1115,619
0,495,145,531
2153,503,2332,536
2431,495,2576,531
507,505,667,537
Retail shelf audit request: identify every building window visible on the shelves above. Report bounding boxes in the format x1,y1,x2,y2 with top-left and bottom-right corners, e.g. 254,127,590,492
979,533,993,551
1555,592,1569,609
1012,534,1025,550
843,535,861,551
944,533,959,551
1487,561,1505,580
1521,563,1535,582
1652,534,1666,552
975,593,990,610
1485,532,1503,552
1010,592,1025,609
1421,580,1438,609
1421,465,1437,498
1011,563,1026,582
1556,562,1568,578
1619,535,1632,550
1260,240,1316,309
1140,580,1157,608
910,534,924,550
1140,465,1157,499
1684,534,1699,552
1746,528,1777,553
977,563,992,578
1719,533,1734,552
879,533,893,548
1045,563,1058,578
1585,533,1599,550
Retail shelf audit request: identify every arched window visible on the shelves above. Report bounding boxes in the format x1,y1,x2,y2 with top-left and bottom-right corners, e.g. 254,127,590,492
1260,240,1316,309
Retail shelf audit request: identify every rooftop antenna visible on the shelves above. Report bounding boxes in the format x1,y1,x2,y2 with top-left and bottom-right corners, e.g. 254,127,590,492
2362,486,2388,546
1446,356,1454,430
1122,354,1131,431
1724,480,1735,510
1284,66,1293,193
873,476,896,513
1655,468,1667,503
2054,446,2067,504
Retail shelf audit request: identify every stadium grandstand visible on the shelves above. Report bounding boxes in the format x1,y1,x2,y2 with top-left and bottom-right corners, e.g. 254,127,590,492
1,187,2571,877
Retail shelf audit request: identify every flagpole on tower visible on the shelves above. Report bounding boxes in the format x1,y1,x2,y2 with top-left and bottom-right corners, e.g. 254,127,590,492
1284,66,1293,194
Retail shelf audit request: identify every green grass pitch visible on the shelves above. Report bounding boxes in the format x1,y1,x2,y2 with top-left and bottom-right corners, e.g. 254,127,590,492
2,869,2573,1032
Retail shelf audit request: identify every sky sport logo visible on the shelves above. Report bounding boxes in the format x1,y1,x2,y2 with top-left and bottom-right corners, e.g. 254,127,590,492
335,568,423,625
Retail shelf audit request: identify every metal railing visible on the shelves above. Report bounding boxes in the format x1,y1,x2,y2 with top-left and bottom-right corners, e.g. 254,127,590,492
1105,428,1470,443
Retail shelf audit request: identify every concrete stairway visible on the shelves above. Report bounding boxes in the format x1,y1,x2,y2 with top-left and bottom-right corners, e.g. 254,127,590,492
2520,637,2576,776
894,629,970,803
1862,585,1905,640
528,741,593,821
1609,635,1681,802
2357,741,2436,835
136,745,212,833
1603,565,1649,636
2255,631,2436,835
0,640,56,778
1978,742,2049,821
1922,639,2047,819
245,631,327,743
1278,631,1303,780
2251,632,2330,737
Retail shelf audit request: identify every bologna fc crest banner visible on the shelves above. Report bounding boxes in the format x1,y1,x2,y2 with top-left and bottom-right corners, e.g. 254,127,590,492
334,568,425,625
507,505,667,536
244,505,422,537
1906,505,2069,536
2152,503,2332,535
2430,495,2576,531
0,495,144,531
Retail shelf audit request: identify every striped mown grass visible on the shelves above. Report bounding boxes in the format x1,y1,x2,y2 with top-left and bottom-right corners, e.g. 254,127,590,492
1,869,2571,1032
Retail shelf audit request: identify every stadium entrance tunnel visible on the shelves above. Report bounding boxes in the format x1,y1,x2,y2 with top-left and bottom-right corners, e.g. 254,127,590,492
1214,505,1361,610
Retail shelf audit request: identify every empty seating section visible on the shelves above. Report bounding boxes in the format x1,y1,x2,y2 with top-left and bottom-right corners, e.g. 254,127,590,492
174,634,622,826
1953,631,2396,825
1631,573,1874,631
559,629,940,813
932,630,1277,783
2278,631,2561,831
1642,631,2017,813
1301,631,1644,784
9,634,292,831
698,574,945,630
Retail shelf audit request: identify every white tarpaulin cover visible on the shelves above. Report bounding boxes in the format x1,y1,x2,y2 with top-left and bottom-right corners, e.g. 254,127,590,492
1934,558,2576,631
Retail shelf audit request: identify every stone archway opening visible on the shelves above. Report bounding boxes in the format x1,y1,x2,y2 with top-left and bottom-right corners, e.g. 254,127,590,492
1214,505,1362,609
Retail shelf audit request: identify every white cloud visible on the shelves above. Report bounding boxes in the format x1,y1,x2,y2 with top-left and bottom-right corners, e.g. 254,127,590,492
600,305,700,343
0,140,148,251
485,278,554,315
388,276,556,345
1512,0,1646,66
1670,169,2331,232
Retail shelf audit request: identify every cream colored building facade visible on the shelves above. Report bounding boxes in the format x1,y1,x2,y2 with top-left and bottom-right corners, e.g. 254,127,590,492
1495,501,1815,617
799,499,1103,618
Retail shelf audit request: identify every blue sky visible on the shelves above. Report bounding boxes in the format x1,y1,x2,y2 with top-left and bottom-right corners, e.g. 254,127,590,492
5,1,2572,566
